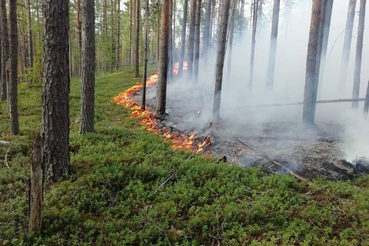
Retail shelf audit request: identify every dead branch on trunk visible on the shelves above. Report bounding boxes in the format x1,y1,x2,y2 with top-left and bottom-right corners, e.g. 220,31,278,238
244,98,366,108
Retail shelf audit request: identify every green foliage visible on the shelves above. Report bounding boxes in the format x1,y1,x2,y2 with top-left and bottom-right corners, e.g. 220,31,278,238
1,66,369,245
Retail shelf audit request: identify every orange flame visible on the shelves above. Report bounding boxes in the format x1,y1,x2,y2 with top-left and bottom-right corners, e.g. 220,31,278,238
113,62,210,154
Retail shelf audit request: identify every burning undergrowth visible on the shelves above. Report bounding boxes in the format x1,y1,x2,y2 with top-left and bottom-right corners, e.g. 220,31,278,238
114,68,369,181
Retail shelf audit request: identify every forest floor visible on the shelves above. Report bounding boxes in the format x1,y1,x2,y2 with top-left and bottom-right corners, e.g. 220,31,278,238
1,66,369,245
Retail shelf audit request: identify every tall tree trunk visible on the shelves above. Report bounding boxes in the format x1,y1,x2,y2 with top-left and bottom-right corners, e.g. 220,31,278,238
42,0,70,181
26,0,33,68
338,0,357,91
0,0,9,102
168,0,173,79
303,0,326,125
80,0,96,134
187,0,197,80
226,0,236,84
265,0,281,89
203,0,212,62
212,0,231,121
178,0,189,76
193,0,201,82
352,0,366,108
320,0,333,67
116,0,121,69
248,0,259,88
156,0,170,116
141,0,149,110
9,0,19,135
77,0,82,75
129,0,133,65
133,0,140,77
103,0,107,74
111,0,116,73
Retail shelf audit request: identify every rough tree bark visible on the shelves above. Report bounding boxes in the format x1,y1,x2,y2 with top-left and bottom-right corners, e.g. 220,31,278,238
9,0,19,135
338,0,357,91
141,0,150,110
248,0,259,88
0,0,9,102
194,0,202,82
265,0,281,89
187,0,197,80
80,0,96,134
303,0,326,125
352,0,366,108
226,0,237,84
178,0,189,76
212,0,231,121
156,0,170,116
42,0,70,181
26,0,34,68
134,0,140,77
203,0,212,62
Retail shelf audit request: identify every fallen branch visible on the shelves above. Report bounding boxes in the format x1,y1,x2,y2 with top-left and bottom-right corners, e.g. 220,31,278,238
245,98,366,108
213,123,312,186
4,142,14,168
0,140,12,146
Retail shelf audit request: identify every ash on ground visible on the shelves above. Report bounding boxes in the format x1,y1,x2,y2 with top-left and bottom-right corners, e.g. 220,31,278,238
132,81,369,181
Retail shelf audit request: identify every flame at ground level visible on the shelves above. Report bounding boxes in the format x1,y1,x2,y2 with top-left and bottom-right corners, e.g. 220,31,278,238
113,63,210,154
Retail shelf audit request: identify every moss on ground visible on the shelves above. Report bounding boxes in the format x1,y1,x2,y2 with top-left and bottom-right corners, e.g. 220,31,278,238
1,65,369,245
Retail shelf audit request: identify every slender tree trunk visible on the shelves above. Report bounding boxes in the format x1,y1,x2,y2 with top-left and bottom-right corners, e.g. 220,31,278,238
352,0,366,108
303,0,326,125
178,0,189,76
134,0,140,77
187,0,197,80
320,0,333,66
77,0,82,75
129,0,133,65
0,0,9,102
42,0,70,181
116,0,121,69
156,0,170,116
338,0,357,91
193,0,201,82
103,0,107,74
265,0,280,89
26,0,33,68
248,0,259,88
9,0,19,135
226,0,236,84
168,0,173,78
203,0,212,62
80,0,96,134
141,0,150,110
157,10,160,63
212,0,231,121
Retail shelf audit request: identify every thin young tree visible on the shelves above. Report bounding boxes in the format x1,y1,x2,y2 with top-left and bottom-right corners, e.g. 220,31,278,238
187,0,197,80
141,0,150,110
103,0,107,74
226,0,237,84
203,0,212,62
116,0,121,69
265,0,280,89
80,0,96,134
248,0,259,88
42,0,70,181
0,0,9,102
193,0,202,82
133,0,140,77
303,0,326,125
156,0,170,116
352,0,366,108
338,0,357,91
178,0,189,76
26,0,34,68
320,0,333,66
9,0,19,135
212,0,231,121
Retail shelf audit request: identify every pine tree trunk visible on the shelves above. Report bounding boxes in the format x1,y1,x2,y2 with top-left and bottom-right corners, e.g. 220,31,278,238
265,0,280,89
116,0,121,69
9,0,19,135
193,0,201,82
212,0,231,121
103,0,107,74
248,0,259,88
80,0,96,134
129,0,133,65
338,0,357,91
0,0,9,102
134,0,140,77
168,0,173,79
303,0,326,125
187,0,197,80
141,0,149,110
226,0,236,84
156,0,170,117
320,0,333,66
26,0,33,68
178,0,189,76
203,0,212,62
352,0,366,108
42,0,70,181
